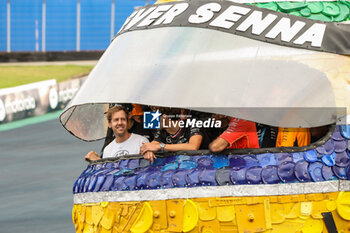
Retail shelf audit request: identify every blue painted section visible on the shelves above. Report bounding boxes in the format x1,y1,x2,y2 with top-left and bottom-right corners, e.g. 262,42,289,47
46,0,76,51
11,0,42,51
81,0,110,50
0,0,6,51
0,0,154,52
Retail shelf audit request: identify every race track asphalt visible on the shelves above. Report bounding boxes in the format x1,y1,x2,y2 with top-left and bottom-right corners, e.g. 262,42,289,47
0,119,103,233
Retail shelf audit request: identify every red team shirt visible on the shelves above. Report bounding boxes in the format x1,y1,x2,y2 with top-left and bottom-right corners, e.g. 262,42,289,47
219,118,259,149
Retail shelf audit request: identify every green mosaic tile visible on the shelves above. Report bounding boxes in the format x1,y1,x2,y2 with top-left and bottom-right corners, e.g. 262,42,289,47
340,0,350,8
277,2,308,11
300,7,312,17
307,2,324,14
288,10,303,16
334,2,350,21
253,1,350,22
322,2,341,16
308,12,333,21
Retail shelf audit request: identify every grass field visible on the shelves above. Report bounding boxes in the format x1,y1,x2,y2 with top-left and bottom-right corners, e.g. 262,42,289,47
0,65,93,89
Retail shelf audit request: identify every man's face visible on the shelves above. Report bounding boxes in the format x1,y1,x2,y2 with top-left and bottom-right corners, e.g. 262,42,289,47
212,114,230,128
108,110,128,137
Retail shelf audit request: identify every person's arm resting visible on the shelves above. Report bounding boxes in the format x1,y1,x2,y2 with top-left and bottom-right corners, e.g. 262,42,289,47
140,141,161,154
141,135,203,153
163,135,202,151
140,141,160,163
85,151,101,161
209,137,229,152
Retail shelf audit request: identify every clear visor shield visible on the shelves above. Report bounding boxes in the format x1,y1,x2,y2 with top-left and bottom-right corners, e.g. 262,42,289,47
60,27,349,141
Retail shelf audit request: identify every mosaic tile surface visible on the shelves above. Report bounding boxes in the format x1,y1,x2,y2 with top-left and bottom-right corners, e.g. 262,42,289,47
252,1,350,22
73,126,350,194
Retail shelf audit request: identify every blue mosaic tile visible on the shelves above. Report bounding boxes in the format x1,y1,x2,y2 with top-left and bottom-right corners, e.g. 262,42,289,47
295,161,312,182
262,165,279,184
74,125,350,194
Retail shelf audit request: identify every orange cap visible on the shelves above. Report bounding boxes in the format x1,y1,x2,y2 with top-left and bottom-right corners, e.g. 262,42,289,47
130,104,143,117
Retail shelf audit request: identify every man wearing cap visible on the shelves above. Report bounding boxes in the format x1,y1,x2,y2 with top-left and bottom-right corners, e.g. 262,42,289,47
84,105,150,161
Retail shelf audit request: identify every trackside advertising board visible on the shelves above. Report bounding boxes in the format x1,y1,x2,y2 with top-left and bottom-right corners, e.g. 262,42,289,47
0,78,86,124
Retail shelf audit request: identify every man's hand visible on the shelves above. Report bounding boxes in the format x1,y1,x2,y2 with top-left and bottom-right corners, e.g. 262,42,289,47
140,142,161,154
209,137,229,153
143,151,157,163
84,151,101,162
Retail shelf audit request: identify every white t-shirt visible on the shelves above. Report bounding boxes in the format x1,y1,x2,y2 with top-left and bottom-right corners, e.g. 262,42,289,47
103,133,149,158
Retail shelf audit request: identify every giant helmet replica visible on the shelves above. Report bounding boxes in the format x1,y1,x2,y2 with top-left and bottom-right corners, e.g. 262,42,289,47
61,0,350,232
